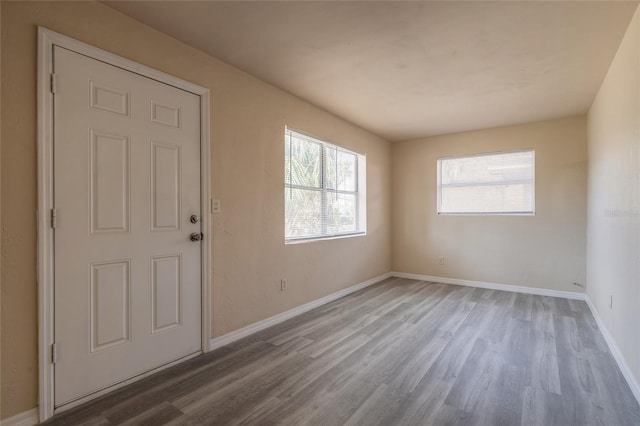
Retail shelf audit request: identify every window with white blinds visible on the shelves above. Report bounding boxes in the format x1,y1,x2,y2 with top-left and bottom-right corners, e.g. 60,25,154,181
437,149,535,215
285,128,366,242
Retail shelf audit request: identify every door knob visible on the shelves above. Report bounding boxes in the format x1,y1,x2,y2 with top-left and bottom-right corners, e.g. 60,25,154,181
190,232,203,242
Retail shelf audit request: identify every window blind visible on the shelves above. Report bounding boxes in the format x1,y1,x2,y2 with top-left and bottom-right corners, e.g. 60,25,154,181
437,149,535,215
285,129,364,241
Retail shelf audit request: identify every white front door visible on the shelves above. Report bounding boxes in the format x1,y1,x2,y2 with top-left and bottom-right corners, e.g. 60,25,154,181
53,46,202,406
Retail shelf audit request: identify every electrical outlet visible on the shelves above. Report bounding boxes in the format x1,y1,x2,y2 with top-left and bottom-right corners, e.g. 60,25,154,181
280,279,288,292
438,256,445,265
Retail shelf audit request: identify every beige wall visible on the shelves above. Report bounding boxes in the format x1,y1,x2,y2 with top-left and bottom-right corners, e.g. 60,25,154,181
392,116,588,292
587,6,640,389
0,1,391,418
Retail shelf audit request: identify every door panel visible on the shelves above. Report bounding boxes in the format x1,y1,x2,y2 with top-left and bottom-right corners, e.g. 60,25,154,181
53,46,202,406
90,130,130,233
151,254,182,333
151,141,182,231
90,260,131,352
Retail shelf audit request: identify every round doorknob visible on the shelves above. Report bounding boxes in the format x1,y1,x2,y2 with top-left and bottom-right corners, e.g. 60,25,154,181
190,232,203,242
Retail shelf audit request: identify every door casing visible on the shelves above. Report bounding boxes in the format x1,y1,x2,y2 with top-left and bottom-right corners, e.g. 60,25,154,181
37,27,212,422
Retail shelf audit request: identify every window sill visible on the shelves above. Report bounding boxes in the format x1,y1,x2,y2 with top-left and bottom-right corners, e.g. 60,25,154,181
285,232,366,245
437,212,535,216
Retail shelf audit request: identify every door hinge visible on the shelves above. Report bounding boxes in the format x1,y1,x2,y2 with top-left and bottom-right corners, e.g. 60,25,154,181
51,343,58,364
50,208,57,229
50,73,57,94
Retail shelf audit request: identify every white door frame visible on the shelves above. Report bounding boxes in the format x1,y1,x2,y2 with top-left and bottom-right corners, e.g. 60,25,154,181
37,27,212,422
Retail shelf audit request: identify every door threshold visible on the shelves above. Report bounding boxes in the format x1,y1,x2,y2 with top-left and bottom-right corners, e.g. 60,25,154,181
53,351,201,414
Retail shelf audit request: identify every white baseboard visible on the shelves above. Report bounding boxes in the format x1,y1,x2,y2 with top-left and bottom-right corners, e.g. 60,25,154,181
584,296,640,404
13,272,636,424
0,408,38,426
391,272,586,300
209,272,393,350
392,271,639,405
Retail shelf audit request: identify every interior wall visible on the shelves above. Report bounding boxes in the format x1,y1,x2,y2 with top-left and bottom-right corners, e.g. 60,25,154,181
0,1,391,418
392,116,588,292
587,5,640,390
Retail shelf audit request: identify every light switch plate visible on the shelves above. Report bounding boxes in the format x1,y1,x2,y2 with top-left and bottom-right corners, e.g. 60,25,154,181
211,199,221,213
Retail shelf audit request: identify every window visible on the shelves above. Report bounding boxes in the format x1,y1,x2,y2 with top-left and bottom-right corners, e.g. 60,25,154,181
285,128,366,242
437,149,535,215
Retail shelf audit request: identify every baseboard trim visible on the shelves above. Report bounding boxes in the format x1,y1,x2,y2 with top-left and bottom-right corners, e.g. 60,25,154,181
209,272,393,351
16,271,638,421
391,272,586,300
0,408,38,426
584,296,640,404
392,271,639,405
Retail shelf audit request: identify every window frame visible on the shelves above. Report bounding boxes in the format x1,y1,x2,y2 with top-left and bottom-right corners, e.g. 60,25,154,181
436,148,536,216
285,128,366,243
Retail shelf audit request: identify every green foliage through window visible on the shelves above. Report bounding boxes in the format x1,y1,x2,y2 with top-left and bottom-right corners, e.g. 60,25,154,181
285,129,364,241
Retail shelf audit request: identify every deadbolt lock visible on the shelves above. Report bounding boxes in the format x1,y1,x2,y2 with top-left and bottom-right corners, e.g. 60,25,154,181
190,215,199,224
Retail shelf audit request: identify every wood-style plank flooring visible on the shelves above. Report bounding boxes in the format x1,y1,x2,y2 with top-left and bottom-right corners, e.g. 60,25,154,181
44,278,640,425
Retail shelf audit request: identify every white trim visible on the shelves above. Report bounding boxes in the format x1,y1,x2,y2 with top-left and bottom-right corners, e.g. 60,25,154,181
207,271,585,352
199,82,212,356
209,273,392,350
0,408,38,426
436,148,536,216
37,27,55,424
584,296,640,404
285,231,366,245
285,127,365,157
391,272,639,405
37,27,212,422
284,127,366,243
391,272,586,300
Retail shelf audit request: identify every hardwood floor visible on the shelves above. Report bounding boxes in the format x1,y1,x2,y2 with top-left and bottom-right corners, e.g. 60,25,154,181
44,278,640,426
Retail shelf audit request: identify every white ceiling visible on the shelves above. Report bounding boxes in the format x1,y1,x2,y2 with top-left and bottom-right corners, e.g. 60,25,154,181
104,1,638,141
